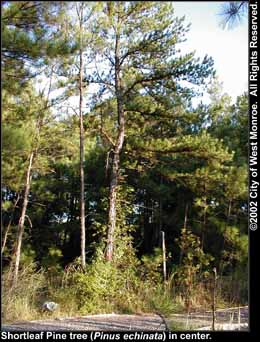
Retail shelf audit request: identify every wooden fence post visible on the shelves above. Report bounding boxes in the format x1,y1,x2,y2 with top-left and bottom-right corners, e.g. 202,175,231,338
238,305,241,330
212,267,217,331
161,231,167,285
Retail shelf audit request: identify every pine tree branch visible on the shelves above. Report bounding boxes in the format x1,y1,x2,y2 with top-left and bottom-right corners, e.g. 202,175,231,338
99,126,116,147
123,71,172,98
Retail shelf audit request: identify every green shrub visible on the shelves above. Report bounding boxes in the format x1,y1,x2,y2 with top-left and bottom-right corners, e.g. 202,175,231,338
140,247,163,284
60,244,181,317
62,246,139,314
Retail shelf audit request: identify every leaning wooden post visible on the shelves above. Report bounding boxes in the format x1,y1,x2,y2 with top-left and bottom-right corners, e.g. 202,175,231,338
161,231,167,285
212,267,217,331
238,305,241,330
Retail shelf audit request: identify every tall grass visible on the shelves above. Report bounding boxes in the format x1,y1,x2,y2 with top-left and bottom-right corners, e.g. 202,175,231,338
2,263,46,322
2,255,243,323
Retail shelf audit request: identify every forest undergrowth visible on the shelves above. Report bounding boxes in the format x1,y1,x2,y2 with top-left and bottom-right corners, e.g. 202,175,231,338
2,243,247,323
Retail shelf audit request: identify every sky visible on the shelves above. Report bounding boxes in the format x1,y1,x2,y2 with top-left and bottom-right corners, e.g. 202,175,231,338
172,1,248,102
42,1,248,111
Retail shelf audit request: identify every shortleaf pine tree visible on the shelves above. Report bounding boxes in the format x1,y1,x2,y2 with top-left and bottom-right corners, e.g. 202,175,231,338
92,1,214,261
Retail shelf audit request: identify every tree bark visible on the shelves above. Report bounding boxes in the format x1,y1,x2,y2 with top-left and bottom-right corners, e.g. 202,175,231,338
13,152,34,283
106,152,120,261
105,29,125,261
2,193,20,254
201,195,207,251
78,4,86,269
157,176,163,246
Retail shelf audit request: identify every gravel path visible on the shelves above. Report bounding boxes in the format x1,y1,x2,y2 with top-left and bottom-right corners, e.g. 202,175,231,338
2,314,167,331
2,307,248,331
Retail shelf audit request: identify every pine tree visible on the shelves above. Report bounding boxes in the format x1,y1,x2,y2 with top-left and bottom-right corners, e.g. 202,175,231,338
92,2,214,261
2,70,71,281
46,2,98,268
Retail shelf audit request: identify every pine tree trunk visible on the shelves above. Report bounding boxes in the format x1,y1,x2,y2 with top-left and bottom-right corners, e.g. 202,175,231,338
106,120,124,261
157,177,163,246
201,196,207,250
13,152,34,283
105,31,125,261
106,152,120,261
1,193,20,254
78,5,86,269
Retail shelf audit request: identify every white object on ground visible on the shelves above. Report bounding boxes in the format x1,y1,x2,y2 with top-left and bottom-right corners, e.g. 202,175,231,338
42,301,59,312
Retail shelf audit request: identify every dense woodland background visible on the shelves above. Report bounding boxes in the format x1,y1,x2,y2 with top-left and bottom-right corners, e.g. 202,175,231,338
2,1,248,323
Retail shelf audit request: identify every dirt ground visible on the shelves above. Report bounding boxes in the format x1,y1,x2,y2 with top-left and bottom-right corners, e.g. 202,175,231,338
167,306,248,330
2,314,167,331
2,306,248,331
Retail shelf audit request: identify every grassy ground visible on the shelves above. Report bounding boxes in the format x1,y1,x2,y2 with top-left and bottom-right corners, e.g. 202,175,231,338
2,261,245,325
